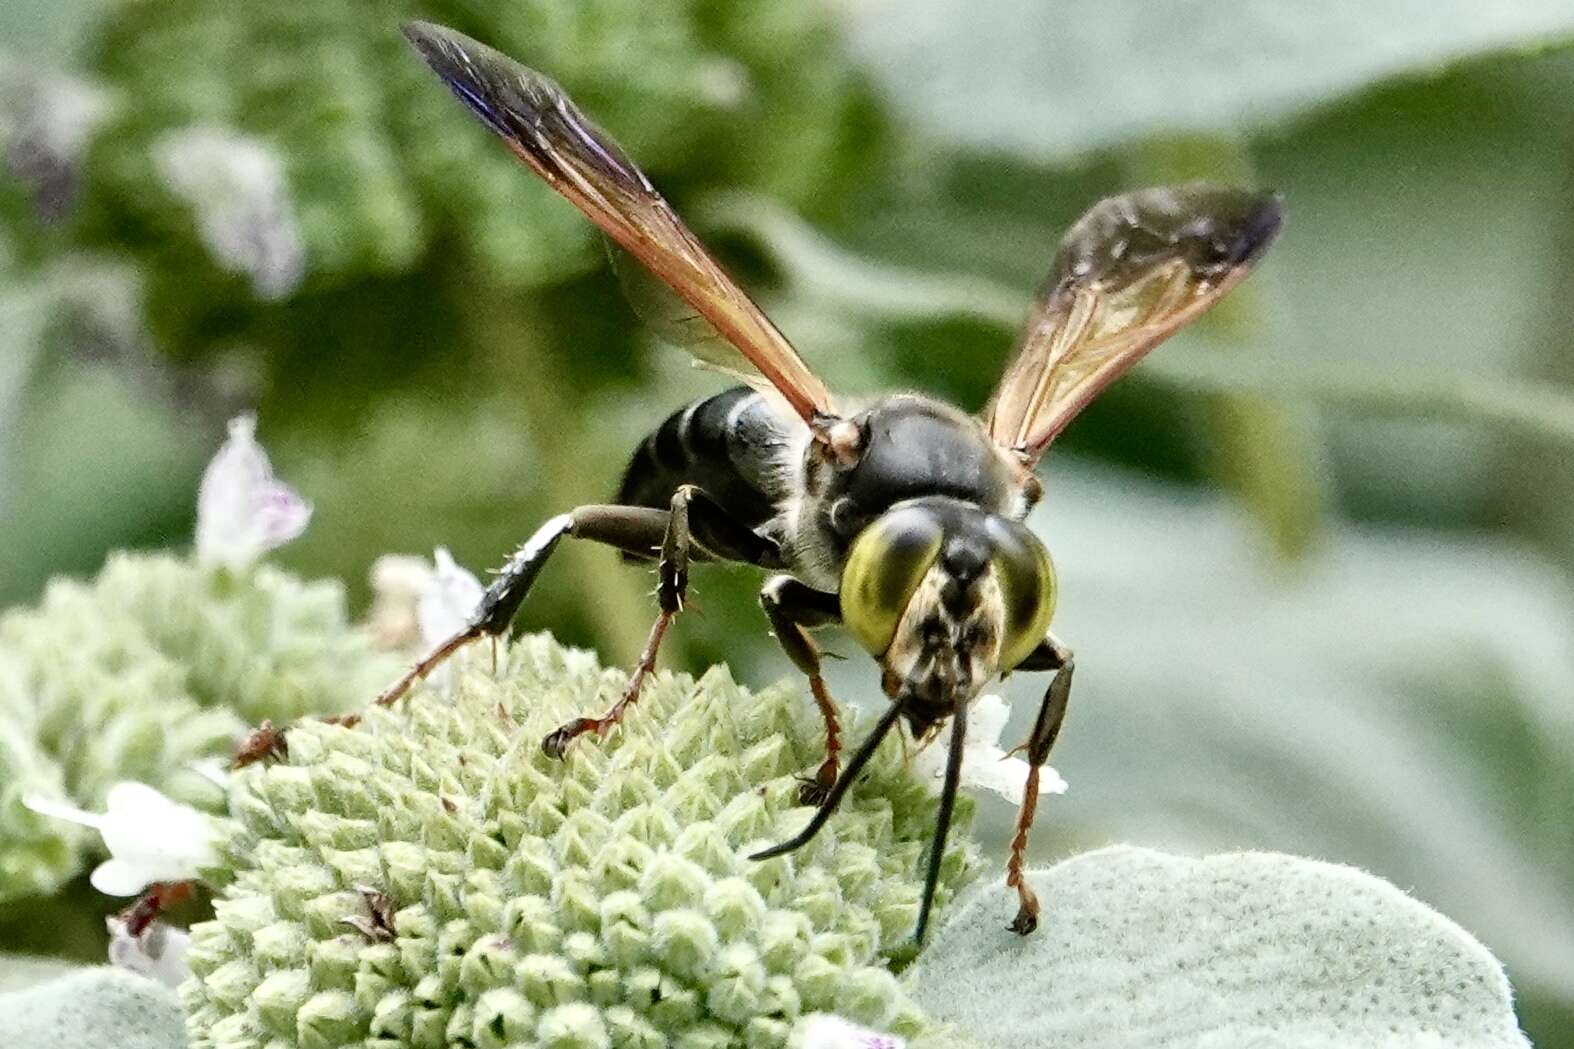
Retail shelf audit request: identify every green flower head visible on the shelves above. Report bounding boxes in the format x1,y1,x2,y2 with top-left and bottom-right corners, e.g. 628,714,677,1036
184,635,977,1048
0,551,393,904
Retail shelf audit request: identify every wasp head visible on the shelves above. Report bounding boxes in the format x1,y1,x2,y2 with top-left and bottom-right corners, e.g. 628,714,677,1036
839,497,1056,734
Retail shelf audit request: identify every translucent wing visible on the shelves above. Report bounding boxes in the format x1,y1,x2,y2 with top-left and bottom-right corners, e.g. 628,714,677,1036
404,21,835,426
985,183,1283,464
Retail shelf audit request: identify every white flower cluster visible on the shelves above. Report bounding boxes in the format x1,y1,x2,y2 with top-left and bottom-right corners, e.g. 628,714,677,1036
15,410,287,899
910,693,1068,804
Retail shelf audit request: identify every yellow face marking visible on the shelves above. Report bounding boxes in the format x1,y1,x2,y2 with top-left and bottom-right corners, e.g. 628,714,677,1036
878,564,1005,707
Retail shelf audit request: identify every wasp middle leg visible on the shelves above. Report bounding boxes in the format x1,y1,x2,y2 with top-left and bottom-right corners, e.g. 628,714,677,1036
539,485,781,757
1003,632,1074,935
759,575,845,805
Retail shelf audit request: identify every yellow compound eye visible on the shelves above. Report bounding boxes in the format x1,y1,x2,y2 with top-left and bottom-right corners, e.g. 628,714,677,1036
986,517,1057,670
840,505,945,657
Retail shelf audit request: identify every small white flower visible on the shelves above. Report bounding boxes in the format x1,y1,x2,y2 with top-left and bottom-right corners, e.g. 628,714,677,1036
194,413,311,571
368,547,484,654
794,1013,905,1049
418,547,484,645
367,548,484,690
911,693,1068,804
24,782,220,896
368,553,435,649
419,547,485,691
107,917,192,989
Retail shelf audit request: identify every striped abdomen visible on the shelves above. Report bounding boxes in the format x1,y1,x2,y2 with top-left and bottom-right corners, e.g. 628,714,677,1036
615,387,793,530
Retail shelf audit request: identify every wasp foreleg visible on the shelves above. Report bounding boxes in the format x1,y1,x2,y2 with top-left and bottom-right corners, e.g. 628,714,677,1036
541,486,782,758
759,576,844,805
1005,632,1074,935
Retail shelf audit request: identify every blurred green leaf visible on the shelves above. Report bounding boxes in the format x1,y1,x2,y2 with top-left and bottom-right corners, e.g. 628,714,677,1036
841,0,1574,161
0,0,98,64
0,261,206,604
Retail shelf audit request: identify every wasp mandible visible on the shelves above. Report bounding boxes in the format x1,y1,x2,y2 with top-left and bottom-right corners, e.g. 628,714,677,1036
390,22,1283,945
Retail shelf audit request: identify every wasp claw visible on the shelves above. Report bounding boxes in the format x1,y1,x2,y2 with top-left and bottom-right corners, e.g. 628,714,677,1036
542,719,593,759
1007,905,1039,936
794,760,838,806
795,777,830,807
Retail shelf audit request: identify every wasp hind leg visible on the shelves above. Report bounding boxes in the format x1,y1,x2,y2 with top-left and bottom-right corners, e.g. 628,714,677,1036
1004,633,1074,935
378,512,570,706
541,485,782,758
375,505,679,708
759,575,845,805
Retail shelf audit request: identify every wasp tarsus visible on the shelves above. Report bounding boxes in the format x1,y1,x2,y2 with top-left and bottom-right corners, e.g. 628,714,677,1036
1008,906,1039,937
794,767,837,808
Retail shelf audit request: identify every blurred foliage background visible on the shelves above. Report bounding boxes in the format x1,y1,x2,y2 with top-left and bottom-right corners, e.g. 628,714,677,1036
2,0,1573,1044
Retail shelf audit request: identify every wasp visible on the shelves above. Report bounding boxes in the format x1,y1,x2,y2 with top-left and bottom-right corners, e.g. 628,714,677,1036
390,22,1282,944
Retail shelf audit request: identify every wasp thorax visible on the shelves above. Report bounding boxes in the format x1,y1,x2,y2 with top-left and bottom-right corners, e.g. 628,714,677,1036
840,498,1057,729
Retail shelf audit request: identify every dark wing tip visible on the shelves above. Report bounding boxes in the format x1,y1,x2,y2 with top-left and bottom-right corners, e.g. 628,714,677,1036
401,21,519,138
1230,189,1284,270
400,19,445,48
1169,184,1284,278
400,20,470,73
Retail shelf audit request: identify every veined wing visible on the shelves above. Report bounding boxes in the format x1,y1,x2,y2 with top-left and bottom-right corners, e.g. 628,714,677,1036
985,183,1283,464
404,21,835,427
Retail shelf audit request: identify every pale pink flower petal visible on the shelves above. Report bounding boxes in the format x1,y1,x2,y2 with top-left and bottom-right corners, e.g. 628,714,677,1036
195,414,311,570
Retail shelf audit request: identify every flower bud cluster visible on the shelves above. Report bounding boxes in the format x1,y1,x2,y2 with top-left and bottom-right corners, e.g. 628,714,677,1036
185,635,976,1047
0,551,394,901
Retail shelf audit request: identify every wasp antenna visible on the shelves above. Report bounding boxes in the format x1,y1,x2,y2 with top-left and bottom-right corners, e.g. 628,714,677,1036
913,696,969,946
750,698,907,861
